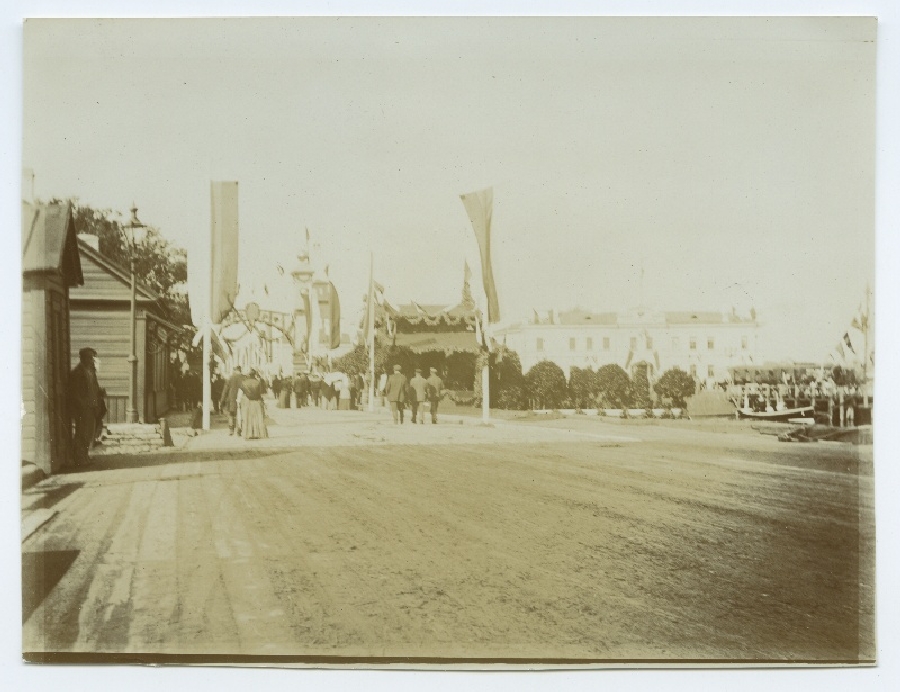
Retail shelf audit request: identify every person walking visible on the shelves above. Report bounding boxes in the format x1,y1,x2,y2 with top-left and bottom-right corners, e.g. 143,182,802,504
408,368,428,424
309,370,322,408
239,369,269,440
426,366,444,424
219,365,244,435
68,347,103,467
293,371,309,408
384,364,409,424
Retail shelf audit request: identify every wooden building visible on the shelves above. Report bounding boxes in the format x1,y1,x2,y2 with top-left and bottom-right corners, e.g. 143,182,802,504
69,237,182,424
22,202,83,474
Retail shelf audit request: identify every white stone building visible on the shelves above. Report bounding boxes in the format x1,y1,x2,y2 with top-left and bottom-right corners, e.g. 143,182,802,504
497,307,761,385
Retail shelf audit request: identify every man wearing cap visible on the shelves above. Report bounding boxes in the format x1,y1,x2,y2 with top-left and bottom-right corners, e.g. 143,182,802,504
219,365,244,435
68,347,103,467
426,367,444,424
384,364,409,424
408,367,429,424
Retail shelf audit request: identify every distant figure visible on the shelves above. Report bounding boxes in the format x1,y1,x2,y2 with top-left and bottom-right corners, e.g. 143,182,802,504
348,369,359,410
219,365,244,435
239,369,268,440
293,372,309,408
384,364,408,424
272,374,283,406
309,371,323,407
426,367,444,424
211,374,225,414
408,368,428,424
68,347,102,467
846,403,855,427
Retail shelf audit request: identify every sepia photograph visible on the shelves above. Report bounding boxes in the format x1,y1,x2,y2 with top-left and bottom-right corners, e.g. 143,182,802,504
12,8,892,678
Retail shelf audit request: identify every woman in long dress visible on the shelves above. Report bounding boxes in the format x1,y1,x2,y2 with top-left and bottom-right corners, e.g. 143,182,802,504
240,370,268,440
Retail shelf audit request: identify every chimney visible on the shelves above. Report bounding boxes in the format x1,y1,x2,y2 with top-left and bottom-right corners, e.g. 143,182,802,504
78,233,100,251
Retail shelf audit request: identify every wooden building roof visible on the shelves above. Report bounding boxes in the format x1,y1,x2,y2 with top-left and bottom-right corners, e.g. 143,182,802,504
22,202,83,286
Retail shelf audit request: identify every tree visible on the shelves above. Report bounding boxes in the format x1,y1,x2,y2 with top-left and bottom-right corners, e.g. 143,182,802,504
632,363,652,408
57,200,191,326
653,367,696,407
595,363,634,408
524,360,568,409
491,348,527,410
568,366,598,408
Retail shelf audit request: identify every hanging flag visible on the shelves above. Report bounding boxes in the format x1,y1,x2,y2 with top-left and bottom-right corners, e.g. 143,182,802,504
843,332,855,354
460,187,500,323
836,342,845,359
851,317,862,331
533,308,540,325
624,350,634,369
307,284,322,354
210,181,239,323
374,281,385,295
329,282,341,349
363,254,376,347
654,351,661,372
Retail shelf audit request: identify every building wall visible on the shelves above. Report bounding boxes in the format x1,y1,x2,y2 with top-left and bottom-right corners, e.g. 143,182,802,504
22,273,72,473
503,314,760,382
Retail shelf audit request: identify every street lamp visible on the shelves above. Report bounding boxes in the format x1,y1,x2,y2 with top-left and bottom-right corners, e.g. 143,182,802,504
122,204,146,424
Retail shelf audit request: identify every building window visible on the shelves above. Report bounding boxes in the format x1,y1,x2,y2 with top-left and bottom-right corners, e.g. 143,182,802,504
646,336,653,350
537,338,544,352
707,337,715,350
586,337,593,350
602,337,610,350
708,365,715,378
690,336,697,350
672,336,679,350
569,337,576,351
630,336,637,350
741,336,748,350
690,364,697,378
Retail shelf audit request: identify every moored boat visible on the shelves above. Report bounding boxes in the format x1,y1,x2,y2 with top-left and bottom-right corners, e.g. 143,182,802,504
737,406,815,422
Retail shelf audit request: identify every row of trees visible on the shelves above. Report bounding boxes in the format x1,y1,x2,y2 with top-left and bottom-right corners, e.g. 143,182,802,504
521,361,697,411
334,341,698,412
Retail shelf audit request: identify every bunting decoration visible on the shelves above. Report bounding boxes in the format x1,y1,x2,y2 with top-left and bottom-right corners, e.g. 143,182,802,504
460,187,501,323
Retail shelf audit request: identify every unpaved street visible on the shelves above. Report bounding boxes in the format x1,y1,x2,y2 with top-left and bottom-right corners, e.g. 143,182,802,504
22,410,874,662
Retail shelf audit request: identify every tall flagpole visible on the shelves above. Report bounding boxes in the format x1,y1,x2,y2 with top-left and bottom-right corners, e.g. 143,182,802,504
367,252,377,412
481,314,490,424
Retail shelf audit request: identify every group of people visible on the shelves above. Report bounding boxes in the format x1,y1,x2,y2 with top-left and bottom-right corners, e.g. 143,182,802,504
383,364,444,425
270,370,367,410
218,366,269,439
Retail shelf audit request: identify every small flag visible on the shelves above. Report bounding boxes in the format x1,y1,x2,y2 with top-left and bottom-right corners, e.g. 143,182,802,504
460,187,500,323
374,281,385,294
624,350,633,369
836,342,845,359
533,308,540,325
843,332,855,354
851,317,861,331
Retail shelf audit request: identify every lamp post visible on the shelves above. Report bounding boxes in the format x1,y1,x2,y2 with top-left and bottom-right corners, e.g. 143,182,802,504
123,204,146,424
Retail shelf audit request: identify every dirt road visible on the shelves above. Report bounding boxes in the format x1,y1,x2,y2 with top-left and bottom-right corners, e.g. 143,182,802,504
22,413,874,663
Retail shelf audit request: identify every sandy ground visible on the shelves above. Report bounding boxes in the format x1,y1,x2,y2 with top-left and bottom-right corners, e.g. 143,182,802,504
21,404,874,663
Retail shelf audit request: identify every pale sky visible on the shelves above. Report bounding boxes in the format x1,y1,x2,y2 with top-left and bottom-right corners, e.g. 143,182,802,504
22,16,876,361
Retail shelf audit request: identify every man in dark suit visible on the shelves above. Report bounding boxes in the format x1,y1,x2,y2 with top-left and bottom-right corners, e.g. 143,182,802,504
384,364,409,424
219,365,244,435
68,347,102,467
426,366,444,424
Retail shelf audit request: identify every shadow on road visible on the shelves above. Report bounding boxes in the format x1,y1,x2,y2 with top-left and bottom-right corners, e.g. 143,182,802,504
22,550,79,623
62,448,292,474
